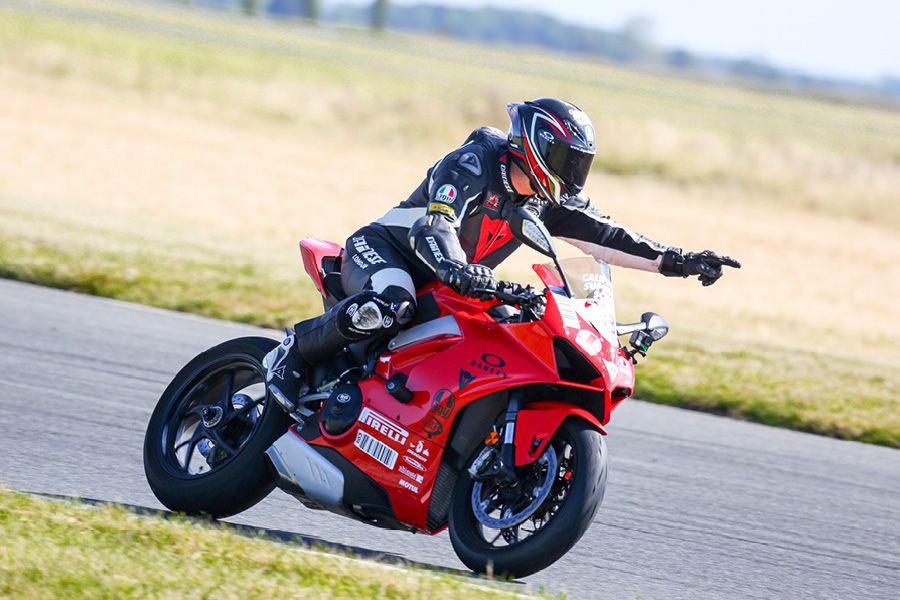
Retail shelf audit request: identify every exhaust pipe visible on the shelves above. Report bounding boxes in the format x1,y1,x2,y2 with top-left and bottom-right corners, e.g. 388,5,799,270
266,429,344,509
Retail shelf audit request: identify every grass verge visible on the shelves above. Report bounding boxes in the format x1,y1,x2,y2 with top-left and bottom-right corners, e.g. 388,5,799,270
0,486,536,599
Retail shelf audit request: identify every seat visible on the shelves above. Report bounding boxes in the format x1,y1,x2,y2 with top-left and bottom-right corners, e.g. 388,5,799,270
322,256,347,310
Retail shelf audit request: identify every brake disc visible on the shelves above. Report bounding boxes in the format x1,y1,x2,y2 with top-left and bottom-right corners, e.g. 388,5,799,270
471,444,558,530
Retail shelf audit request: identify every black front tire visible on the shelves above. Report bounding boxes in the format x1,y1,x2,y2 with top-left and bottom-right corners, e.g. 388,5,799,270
448,418,608,578
143,336,292,518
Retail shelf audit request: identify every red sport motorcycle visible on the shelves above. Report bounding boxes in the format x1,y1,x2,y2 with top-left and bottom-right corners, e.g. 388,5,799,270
143,208,669,578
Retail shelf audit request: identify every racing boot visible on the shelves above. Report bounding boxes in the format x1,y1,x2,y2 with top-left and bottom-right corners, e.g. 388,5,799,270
262,332,308,413
264,294,376,411
265,292,401,411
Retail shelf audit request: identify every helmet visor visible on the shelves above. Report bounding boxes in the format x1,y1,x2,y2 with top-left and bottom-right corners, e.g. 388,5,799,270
544,140,594,193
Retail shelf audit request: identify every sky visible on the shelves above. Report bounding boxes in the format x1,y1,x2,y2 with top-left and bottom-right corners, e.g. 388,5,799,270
335,0,899,81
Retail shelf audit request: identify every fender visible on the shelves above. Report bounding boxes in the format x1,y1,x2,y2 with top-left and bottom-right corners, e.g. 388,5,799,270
514,401,607,466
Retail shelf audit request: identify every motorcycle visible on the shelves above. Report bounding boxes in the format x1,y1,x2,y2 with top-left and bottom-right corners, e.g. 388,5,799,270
143,207,669,578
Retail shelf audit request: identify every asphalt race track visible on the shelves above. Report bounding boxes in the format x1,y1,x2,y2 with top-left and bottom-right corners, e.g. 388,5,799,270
1,279,898,599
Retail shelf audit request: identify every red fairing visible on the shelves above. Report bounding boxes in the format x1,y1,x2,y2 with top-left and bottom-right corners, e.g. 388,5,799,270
299,238,343,296
540,284,635,408
513,402,606,466
531,263,564,290
299,248,633,534
312,299,561,531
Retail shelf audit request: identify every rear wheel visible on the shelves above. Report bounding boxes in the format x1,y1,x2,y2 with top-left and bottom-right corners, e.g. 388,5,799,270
143,337,292,518
449,418,608,578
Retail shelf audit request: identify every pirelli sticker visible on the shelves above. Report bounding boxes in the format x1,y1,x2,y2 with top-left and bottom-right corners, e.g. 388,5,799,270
427,202,456,217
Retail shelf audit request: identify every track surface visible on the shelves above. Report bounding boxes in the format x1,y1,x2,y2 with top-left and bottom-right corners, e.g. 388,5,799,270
1,280,898,599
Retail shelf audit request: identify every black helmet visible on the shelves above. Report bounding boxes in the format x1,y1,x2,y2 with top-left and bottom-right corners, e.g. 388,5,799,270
507,98,596,204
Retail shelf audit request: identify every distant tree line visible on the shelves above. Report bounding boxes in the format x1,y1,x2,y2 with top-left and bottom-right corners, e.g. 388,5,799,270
166,1,899,103
323,3,899,102
184,0,385,28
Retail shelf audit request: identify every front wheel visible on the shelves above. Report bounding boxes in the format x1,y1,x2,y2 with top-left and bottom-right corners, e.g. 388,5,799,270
143,336,292,518
449,418,608,578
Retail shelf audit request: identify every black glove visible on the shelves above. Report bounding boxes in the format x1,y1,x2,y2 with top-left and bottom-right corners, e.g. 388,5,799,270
660,250,741,286
436,261,498,297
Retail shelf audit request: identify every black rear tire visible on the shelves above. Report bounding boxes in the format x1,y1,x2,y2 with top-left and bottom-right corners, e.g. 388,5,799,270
448,418,608,578
143,336,292,518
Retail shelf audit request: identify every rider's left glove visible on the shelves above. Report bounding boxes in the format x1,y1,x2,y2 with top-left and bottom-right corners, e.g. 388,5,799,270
437,261,498,297
660,249,741,286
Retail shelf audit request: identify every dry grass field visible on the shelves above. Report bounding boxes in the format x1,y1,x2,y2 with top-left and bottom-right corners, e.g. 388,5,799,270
1,0,899,445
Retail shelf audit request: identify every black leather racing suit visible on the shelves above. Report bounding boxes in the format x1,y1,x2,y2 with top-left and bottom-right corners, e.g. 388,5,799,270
341,126,675,301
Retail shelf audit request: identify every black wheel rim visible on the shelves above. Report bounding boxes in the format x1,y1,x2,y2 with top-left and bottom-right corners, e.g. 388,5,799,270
160,354,270,479
470,433,578,549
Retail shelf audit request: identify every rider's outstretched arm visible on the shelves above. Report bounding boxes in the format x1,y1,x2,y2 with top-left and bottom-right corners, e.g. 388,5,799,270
543,192,674,272
544,192,740,285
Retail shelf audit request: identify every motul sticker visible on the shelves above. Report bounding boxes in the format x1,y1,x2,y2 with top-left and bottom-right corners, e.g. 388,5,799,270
398,479,420,494
434,184,458,205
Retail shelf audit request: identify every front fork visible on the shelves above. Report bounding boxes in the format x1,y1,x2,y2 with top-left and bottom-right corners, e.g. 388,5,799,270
469,390,523,482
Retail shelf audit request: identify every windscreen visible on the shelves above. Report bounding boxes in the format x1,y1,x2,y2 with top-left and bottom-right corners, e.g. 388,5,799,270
547,257,617,346
548,257,613,300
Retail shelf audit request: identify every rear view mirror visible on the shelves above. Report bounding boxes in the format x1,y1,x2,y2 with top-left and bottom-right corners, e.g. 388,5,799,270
642,312,669,341
618,312,669,363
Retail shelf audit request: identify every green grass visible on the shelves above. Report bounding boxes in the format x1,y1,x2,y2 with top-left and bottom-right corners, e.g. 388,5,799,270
0,195,320,328
636,337,898,447
0,487,537,599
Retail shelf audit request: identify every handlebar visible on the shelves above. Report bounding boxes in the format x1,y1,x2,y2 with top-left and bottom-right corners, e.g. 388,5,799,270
471,281,545,310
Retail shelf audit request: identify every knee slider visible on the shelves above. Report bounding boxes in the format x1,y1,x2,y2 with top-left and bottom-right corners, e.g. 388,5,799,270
378,285,417,326
337,288,416,339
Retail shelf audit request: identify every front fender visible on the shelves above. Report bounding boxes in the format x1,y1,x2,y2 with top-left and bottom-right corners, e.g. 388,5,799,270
514,401,607,466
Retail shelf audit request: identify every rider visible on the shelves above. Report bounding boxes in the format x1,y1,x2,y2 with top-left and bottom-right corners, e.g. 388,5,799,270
263,98,740,409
